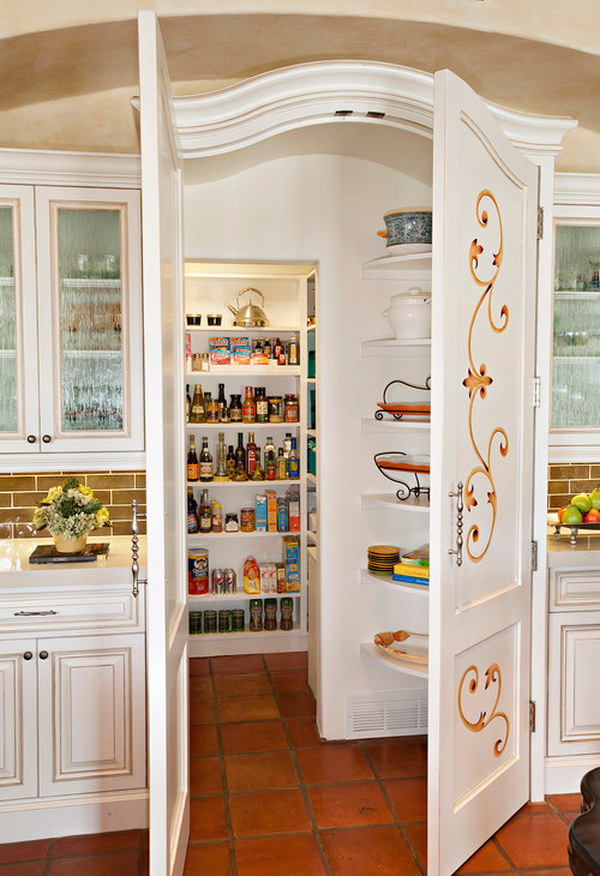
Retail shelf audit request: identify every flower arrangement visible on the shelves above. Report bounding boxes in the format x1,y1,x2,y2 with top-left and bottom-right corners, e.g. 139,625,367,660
34,477,110,540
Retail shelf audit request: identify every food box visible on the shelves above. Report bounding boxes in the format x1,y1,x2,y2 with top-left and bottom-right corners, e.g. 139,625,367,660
277,497,289,532
244,555,260,593
231,336,251,365
276,563,286,593
287,487,300,532
282,535,300,591
255,494,267,532
209,336,231,365
266,490,278,532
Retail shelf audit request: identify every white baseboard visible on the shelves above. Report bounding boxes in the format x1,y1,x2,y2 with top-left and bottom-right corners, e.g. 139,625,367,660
544,755,600,795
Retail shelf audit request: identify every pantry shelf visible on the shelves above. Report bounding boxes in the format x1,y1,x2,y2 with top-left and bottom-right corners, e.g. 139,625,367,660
186,423,299,431
186,326,300,333
187,366,301,376
186,479,299,488
360,568,428,595
360,642,428,678
307,530,318,545
187,530,297,540
188,592,301,602
361,493,430,512
362,252,432,280
361,417,430,433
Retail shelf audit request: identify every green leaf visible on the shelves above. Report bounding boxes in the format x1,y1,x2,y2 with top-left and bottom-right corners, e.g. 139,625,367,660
82,499,102,514
62,477,80,492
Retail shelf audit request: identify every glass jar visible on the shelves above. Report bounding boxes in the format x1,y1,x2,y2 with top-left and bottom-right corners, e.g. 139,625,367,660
284,394,299,422
269,396,283,423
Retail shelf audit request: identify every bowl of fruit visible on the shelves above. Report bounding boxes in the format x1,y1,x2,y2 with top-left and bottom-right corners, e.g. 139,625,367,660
548,488,600,544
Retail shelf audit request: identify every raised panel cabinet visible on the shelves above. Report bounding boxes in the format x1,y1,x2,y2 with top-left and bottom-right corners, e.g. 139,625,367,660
0,639,37,802
37,633,146,797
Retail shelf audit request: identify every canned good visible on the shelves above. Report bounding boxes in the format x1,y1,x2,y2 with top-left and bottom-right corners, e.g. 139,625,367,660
211,568,225,594
225,568,237,593
218,609,232,633
249,599,263,632
225,512,239,532
280,597,294,631
264,598,277,631
189,611,203,635
232,608,245,632
188,549,209,595
240,508,256,532
268,396,283,423
203,609,217,634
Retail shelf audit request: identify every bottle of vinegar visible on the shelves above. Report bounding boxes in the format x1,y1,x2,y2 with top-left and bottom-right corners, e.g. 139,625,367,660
199,437,213,481
187,436,199,481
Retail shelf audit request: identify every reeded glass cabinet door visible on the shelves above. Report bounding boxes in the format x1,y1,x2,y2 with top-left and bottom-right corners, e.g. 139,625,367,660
0,186,39,452
36,187,143,452
552,219,600,433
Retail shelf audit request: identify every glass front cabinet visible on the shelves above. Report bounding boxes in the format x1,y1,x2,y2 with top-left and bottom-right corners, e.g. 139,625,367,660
0,185,143,455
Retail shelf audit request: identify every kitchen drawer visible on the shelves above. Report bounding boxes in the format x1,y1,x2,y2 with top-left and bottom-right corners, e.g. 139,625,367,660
0,588,143,634
549,567,600,611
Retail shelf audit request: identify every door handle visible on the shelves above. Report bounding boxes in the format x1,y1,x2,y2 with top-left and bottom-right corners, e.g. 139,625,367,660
26,435,37,444
39,651,49,660
23,651,33,660
14,610,58,617
42,434,52,444
448,482,464,567
131,500,147,599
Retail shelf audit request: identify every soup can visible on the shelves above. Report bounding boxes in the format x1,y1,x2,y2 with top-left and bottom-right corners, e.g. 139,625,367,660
232,609,245,632
188,549,209,595
203,610,217,634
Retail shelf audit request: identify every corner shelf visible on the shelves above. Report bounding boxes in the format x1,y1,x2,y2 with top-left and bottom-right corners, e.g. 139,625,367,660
361,417,430,433
362,338,431,358
360,568,429,596
361,493,430,512
360,642,428,678
362,252,432,280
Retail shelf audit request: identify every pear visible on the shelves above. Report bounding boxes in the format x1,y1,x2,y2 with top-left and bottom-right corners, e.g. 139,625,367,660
563,505,583,525
590,487,600,510
571,493,592,513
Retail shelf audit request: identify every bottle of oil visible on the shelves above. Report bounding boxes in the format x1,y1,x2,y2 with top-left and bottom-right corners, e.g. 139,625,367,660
199,489,212,533
226,445,236,480
246,432,258,478
242,386,256,423
185,384,192,422
187,436,199,481
189,384,205,423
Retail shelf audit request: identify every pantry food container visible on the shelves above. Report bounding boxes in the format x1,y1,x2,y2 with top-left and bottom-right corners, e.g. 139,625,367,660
384,288,432,339
377,207,432,248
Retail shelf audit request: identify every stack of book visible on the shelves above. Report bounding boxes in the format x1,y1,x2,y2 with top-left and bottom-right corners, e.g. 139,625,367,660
392,544,429,587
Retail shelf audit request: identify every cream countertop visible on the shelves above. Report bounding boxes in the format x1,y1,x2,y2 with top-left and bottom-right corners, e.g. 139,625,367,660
0,535,146,587
547,531,600,568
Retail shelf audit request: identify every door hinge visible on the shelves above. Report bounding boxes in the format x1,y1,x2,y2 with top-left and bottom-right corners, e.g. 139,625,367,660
537,206,544,240
529,700,537,733
532,376,541,408
531,539,538,572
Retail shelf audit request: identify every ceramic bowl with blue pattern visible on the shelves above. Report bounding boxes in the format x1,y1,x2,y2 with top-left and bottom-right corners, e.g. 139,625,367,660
378,208,432,247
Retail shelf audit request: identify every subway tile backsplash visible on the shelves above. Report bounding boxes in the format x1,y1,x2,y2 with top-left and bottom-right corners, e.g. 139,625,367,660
547,462,600,510
0,471,146,539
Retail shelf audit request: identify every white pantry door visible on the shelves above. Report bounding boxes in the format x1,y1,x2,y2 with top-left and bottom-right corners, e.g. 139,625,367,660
138,11,189,876
428,70,538,875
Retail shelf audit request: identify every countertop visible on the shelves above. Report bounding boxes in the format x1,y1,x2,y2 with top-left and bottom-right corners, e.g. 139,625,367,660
547,530,600,568
0,536,146,588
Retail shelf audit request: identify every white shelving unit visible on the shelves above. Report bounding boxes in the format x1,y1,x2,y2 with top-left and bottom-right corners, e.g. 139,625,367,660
359,253,431,682
183,260,315,656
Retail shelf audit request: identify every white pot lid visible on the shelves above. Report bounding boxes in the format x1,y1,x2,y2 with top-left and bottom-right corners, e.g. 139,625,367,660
390,291,431,304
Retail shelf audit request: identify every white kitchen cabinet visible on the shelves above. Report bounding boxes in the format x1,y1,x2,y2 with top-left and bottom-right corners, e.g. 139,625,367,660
0,572,147,841
0,181,144,464
545,560,600,791
550,173,600,462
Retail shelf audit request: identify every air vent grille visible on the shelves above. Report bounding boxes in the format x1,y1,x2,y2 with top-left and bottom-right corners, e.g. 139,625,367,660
346,690,428,738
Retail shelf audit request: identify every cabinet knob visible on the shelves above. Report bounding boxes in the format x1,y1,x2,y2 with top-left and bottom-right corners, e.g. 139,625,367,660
26,434,37,444
23,651,33,660
41,435,52,444
39,650,49,660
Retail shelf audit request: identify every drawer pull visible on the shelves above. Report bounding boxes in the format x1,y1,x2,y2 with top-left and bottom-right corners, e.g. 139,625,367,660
23,651,33,660
39,651,49,660
14,610,58,617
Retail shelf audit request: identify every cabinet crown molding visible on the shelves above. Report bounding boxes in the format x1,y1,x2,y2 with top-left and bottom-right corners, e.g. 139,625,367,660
0,149,141,188
172,60,577,160
554,172,600,205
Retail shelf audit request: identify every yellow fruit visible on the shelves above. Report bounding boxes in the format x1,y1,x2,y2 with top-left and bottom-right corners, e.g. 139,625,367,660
571,493,592,513
563,505,583,524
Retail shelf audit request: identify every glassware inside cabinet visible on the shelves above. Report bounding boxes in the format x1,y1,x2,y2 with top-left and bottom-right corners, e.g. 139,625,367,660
57,207,125,432
553,222,600,428
0,205,17,433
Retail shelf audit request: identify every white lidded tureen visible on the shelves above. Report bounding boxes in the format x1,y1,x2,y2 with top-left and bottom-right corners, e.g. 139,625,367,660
383,287,432,339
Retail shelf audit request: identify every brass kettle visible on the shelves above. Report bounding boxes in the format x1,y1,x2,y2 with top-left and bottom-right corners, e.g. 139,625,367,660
227,287,269,327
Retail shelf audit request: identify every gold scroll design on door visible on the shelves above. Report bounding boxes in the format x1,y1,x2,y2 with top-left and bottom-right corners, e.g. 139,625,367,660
462,190,508,563
457,663,509,757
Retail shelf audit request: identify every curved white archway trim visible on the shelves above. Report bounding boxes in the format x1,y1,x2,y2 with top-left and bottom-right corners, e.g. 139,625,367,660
172,60,576,160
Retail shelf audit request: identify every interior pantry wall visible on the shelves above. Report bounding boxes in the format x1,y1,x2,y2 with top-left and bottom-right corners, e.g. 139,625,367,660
0,471,146,538
183,124,433,738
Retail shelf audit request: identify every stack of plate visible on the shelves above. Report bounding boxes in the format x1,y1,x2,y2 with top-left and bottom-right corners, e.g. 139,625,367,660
368,545,400,575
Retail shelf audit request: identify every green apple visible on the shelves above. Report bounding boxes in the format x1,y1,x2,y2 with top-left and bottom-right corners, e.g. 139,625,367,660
571,493,592,513
590,488,600,510
563,505,583,525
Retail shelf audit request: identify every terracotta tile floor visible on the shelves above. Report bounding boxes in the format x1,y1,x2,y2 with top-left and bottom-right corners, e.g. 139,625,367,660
0,651,581,875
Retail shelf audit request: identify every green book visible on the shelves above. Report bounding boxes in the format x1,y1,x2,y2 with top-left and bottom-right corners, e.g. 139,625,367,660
401,544,430,568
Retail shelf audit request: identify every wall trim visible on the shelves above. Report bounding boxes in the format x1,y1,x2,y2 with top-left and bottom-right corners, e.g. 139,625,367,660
0,148,141,188
1,452,146,472
554,172,600,206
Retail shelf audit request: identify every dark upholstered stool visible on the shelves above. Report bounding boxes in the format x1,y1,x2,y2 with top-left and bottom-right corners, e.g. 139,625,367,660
569,767,600,875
